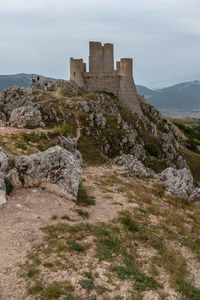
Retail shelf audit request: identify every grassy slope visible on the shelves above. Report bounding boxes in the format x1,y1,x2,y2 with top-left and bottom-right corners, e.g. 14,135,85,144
20,166,200,300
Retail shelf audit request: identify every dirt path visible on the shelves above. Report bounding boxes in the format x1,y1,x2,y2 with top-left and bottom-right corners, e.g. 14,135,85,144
0,127,31,136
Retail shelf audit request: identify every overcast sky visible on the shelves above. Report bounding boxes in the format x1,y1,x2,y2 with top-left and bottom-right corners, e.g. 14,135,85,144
0,0,200,87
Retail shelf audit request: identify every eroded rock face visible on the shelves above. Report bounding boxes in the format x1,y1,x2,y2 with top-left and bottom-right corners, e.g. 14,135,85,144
0,147,8,173
7,168,22,190
14,146,82,199
0,87,31,118
159,167,194,199
58,136,83,164
9,105,43,128
0,112,6,126
113,154,151,178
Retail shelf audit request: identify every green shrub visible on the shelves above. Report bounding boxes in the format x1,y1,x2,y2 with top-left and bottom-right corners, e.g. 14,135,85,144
176,278,200,300
5,177,13,195
119,212,139,232
24,133,41,143
144,143,161,157
67,240,85,252
157,125,168,133
144,158,167,173
77,182,96,206
74,208,89,219
61,123,74,136
78,279,94,291
186,139,198,152
27,268,40,278
42,281,63,299
183,149,200,183
28,280,44,294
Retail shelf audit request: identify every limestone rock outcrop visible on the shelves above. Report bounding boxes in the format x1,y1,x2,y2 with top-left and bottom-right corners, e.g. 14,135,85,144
113,154,151,178
7,168,22,190
14,146,82,199
58,136,83,164
0,87,31,118
42,79,80,97
159,167,194,199
0,147,8,173
9,105,43,128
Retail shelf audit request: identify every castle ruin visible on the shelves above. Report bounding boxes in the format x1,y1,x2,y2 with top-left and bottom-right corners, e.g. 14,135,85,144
70,41,142,114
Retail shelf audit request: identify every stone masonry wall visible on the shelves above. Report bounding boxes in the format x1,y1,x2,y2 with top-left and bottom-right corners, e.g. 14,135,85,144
84,73,120,96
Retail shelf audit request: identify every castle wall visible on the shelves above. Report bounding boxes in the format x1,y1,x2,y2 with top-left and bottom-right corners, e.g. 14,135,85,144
84,72,120,96
70,58,85,87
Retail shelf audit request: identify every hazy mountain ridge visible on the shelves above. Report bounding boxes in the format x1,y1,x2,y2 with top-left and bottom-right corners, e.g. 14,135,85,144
0,73,56,91
136,80,200,112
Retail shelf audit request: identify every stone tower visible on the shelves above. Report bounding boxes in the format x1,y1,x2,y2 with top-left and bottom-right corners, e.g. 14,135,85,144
70,41,142,114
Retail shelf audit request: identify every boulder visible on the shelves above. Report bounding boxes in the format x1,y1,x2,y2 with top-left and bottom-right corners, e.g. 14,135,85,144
58,136,83,164
14,146,82,199
0,147,8,173
0,112,6,126
0,172,6,206
7,168,22,189
113,154,151,178
9,105,43,128
159,167,194,199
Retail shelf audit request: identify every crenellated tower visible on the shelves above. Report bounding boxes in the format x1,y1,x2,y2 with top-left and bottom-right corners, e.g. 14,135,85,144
70,41,142,114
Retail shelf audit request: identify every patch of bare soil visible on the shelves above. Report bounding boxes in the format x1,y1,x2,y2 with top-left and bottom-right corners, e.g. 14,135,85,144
0,127,31,136
0,188,77,300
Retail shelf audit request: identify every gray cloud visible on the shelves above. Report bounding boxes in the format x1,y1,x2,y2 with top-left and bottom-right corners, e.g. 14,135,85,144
0,0,200,87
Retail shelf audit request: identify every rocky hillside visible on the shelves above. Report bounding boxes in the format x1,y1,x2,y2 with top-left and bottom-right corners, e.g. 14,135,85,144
0,80,200,299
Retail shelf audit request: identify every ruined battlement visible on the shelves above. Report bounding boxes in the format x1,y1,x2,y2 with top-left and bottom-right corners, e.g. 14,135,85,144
70,41,142,114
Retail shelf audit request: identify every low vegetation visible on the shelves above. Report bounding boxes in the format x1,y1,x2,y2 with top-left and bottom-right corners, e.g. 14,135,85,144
20,167,200,299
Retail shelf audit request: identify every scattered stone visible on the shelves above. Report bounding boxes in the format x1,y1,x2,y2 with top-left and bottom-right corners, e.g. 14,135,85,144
16,204,22,209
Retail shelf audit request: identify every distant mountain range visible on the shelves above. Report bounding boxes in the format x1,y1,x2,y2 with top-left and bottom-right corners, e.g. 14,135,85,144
136,81,200,112
0,73,56,92
0,74,199,114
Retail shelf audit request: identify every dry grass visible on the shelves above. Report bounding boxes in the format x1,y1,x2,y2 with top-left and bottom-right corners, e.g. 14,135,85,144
17,166,200,299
